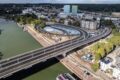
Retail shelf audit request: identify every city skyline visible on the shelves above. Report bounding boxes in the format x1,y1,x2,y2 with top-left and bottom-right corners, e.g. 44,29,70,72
0,1,120,80
0,0,120,4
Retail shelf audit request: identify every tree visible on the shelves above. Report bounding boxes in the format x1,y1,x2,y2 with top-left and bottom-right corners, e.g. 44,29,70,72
23,13,37,19
95,53,101,61
19,16,24,24
59,18,65,24
97,48,105,58
104,43,113,54
32,19,41,25
0,29,1,35
15,16,21,22
0,52,3,60
90,43,99,53
101,19,114,27
25,17,32,24
39,22,46,29
91,62,100,72
51,18,56,22
73,21,80,27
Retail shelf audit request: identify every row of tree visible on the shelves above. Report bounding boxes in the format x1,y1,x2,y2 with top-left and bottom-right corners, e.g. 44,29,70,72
91,20,120,71
0,52,3,60
91,42,114,62
13,14,46,29
91,29,120,71
91,31,120,71
0,29,2,35
78,4,120,12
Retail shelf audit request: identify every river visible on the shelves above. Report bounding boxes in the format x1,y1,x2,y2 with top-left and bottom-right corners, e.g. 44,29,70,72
0,20,70,80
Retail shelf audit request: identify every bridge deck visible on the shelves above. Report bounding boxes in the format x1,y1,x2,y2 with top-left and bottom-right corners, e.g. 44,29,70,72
0,27,111,79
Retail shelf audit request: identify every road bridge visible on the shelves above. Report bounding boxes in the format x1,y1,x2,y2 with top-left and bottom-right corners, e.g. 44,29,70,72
0,27,111,79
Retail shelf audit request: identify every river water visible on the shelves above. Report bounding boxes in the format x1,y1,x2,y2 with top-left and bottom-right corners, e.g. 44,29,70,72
0,20,70,80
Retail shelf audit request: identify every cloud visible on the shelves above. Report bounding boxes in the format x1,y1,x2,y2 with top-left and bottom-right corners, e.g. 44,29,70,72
52,0,120,4
91,0,96,3
0,0,119,3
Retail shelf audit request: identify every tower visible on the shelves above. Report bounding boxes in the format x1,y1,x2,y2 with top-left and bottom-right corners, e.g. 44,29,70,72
63,5,78,14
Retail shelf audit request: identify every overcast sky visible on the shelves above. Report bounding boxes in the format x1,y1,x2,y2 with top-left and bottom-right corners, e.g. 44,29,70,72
0,0,120,4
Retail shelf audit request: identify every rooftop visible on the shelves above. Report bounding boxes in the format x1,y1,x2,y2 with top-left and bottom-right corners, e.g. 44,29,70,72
101,57,113,64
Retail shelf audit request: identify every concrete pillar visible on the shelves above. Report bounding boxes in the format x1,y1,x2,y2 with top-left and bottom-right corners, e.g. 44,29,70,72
62,53,67,57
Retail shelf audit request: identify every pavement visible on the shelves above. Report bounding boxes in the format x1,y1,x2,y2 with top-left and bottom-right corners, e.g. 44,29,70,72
60,55,98,80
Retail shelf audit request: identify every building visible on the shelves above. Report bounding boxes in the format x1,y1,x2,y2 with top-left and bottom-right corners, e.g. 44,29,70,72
22,8,33,14
113,56,120,79
63,5,78,15
63,5,70,14
64,19,69,25
81,19,100,30
100,57,113,71
83,14,94,20
112,12,120,17
112,68,120,80
58,12,68,18
35,12,42,18
71,5,78,15
104,16,119,21
100,55,120,79
80,14,100,30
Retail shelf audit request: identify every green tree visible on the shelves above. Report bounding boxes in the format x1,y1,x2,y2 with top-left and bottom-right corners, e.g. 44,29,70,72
39,22,46,29
0,52,3,60
101,19,114,27
104,43,113,54
98,48,105,58
95,53,101,61
91,62,100,72
32,19,41,25
0,29,2,35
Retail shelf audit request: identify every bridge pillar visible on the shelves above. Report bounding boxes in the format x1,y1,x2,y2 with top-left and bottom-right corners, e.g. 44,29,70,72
62,53,67,57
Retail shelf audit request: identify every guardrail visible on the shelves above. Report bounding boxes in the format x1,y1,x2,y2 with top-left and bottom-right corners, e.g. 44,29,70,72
35,24,82,37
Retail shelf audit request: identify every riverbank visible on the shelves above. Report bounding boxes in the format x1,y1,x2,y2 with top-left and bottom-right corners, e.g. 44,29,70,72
0,20,71,80
26,25,54,46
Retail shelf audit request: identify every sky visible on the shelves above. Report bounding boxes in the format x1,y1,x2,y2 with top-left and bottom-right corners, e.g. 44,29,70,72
0,0,120,4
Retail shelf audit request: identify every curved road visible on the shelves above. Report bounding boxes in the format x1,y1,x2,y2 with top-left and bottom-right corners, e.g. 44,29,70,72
0,26,111,79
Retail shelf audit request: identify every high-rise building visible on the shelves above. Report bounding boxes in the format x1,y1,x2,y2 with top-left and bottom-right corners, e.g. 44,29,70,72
71,5,78,14
63,5,78,14
63,5,70,14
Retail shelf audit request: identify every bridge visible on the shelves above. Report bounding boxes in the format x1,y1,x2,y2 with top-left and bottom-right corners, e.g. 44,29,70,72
0,27,111,79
